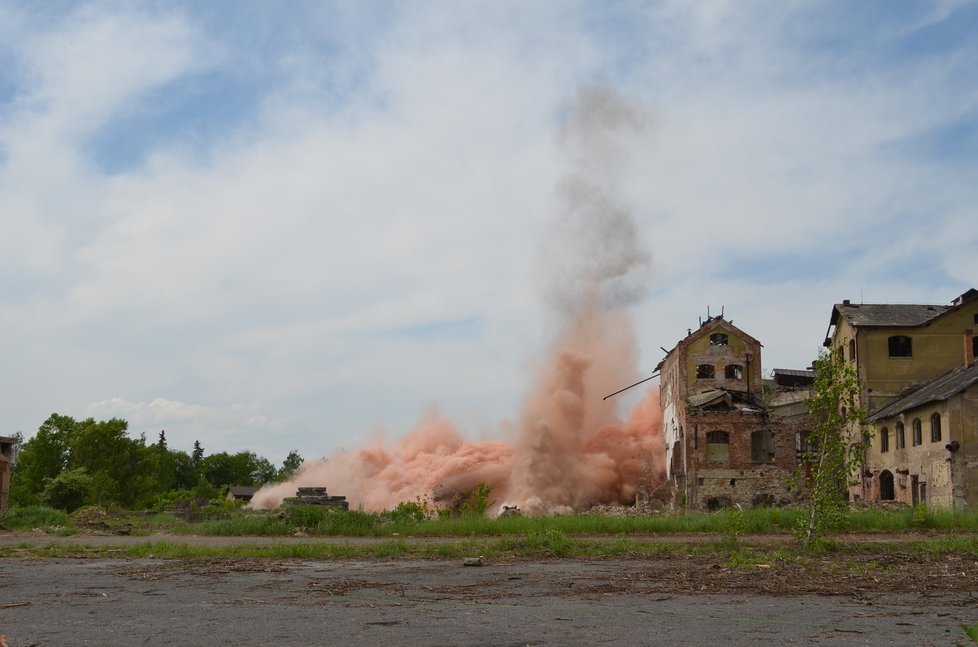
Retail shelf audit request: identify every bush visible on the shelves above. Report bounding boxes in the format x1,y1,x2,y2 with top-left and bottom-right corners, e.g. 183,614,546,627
42,468,94,512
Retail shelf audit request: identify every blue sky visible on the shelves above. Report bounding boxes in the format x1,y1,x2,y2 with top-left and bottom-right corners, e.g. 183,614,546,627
2,1,977,464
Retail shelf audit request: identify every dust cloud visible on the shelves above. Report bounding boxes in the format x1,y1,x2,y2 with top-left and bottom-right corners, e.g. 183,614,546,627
251,86,665,514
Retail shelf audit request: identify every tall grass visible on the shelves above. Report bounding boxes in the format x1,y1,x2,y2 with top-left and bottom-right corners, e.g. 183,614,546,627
183,505,978,538
0,506,73,532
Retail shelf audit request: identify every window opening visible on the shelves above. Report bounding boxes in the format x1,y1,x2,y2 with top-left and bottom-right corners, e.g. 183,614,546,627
796,431,816,460
848,339,856,362
912,418,922,446
706,431,729,463
710,333,728,346
888,335,912,358
696,364,715,379
751,430,775,463
725,364,743,380
896,422,905,449
880,427,889,453
930,413,942,443
750,429,774,463
879,470,895,501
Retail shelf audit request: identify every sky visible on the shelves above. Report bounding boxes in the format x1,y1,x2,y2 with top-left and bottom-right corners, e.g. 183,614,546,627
2,0,977,466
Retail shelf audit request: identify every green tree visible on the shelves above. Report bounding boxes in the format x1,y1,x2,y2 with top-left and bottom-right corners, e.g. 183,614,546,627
42,467,94,512
69,417,152,507
12,414,79,503
201,451,267,488
170,450,197,490
278,450,304,481
799,349,867,547
157,430,167,451
191,440,204,467
251,456,277,484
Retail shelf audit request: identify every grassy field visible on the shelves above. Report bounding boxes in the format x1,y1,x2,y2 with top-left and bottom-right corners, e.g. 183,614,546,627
5,503,978,561
5,503,978,539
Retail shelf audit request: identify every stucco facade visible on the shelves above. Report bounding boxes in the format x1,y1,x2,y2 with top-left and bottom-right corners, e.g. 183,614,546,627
825,289,978,507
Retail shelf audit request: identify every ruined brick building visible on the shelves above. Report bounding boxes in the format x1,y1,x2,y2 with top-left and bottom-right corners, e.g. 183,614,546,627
824,288,978,508
0,435,18,515
656,315,811,510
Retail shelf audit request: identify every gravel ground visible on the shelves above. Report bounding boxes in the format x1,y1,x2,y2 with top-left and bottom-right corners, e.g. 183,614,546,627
1,555,975,646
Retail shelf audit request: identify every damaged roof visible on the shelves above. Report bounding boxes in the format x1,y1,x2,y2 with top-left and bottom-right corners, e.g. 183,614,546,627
867,363,978,422
688,388,732,408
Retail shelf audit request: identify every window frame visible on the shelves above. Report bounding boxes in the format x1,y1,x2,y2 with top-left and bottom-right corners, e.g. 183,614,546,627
724,364,744,380
888,335,913,358
880,426,889,453
896,422,905,449
930,413,942,443
912,418,922,446
709,333,729,346
696,364,715,379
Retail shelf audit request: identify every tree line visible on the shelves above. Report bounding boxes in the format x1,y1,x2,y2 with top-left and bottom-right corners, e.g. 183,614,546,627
10,413,304,511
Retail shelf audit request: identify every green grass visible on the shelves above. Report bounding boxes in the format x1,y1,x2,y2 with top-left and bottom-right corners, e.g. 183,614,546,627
10,504,978,540
7,532,978,561
0,505,75,533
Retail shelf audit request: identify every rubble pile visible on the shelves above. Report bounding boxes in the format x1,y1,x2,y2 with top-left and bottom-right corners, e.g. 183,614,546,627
284,486,349,510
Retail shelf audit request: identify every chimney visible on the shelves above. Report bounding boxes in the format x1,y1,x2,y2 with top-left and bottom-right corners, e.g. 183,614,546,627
842,299,851,305
966,329,975,369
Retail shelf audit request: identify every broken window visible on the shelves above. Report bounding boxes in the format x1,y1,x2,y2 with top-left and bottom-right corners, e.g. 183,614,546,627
696,364,715,379
706,430,729,463
848,339,856,362
725,364,743,380
751,430,775,463
895,422,905,449
930,413,942,443
710,333,728,346
888,335,912,358
796,431,816,460
880,427,889,453
912,418,922,446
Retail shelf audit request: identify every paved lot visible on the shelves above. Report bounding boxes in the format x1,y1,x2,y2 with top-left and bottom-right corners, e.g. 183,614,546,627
1,556,973,646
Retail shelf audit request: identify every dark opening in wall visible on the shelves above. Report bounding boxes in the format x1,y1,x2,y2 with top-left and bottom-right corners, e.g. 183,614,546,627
888,335,913,358
879,470,895,501
696,364,715,379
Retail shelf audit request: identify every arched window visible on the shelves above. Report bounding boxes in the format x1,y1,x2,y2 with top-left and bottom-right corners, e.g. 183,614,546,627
880,427,889,453
930,413,942,442
896,422,905,449
696,364,715,379
706,431,729,463
725,364,743,380
710,333,728,346
879,470,895,501
912,418,922,446
888,335,913,358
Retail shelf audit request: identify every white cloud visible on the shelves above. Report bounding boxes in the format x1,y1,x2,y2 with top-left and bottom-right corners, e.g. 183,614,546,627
1,2,976,465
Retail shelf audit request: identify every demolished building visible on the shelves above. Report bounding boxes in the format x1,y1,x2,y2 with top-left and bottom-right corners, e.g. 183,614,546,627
656,314,811,510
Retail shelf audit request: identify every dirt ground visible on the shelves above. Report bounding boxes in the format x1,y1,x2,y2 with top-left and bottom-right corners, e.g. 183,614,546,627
2,541,977,646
